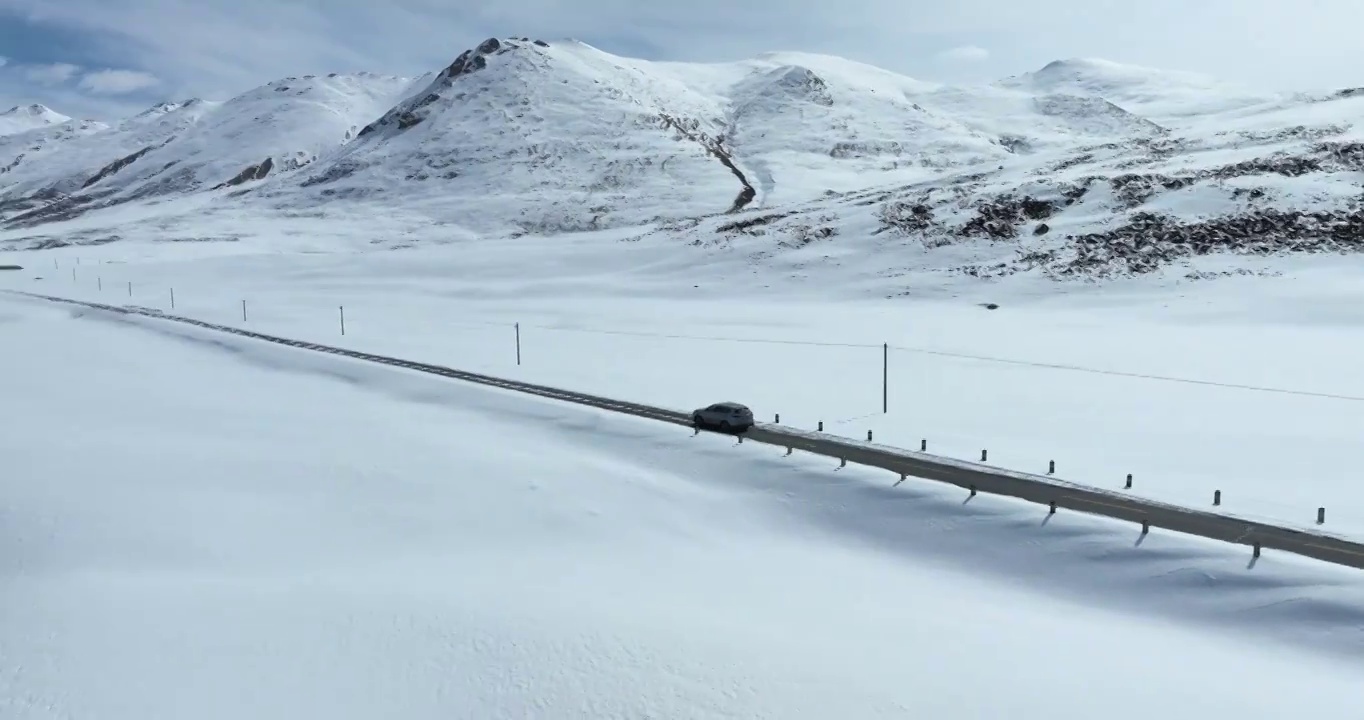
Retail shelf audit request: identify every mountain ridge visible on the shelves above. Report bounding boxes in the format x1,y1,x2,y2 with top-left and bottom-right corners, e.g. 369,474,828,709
1,38,1362,282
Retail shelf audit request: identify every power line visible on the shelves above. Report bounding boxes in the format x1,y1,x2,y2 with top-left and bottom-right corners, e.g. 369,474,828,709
481,319,1364,402
527,323,879,349
888,344,1364,402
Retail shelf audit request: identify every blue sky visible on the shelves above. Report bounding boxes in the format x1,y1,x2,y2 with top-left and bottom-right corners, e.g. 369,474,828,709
3,0,1364,120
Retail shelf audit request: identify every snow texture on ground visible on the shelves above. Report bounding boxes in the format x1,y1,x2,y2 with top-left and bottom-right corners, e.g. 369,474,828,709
9,234,1364,542
4,294,1364,718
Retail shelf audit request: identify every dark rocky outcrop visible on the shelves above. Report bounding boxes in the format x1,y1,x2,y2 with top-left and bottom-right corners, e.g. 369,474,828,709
298,159,364,187
212,157,274,189
1060,208,1364,277
0,153,24,175
656,113,756,213
358,39,503,138
876,199,935,235
1105,144,1361,208
82,145,156,189
717,212,792,234
959,195,1059,239
1109,173,1193,207
3,191,111,229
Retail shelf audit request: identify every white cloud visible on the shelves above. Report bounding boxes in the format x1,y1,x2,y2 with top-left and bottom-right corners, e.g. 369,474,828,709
937,45,990,63
0,56,8,68
22,62,80,85
79,68,161,94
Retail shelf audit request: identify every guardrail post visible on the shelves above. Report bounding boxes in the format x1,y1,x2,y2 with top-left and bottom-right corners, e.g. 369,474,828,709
969,485,977,498
1049,500,1057,515
71,268,76,282
1252,541,1261,559
97,277,102,291
1125,473,1133,489
170,288,175,309
1048,460,1055,475
774,413,779,423
339,305,345,335
895,473,906,486
818,421,823,431
1141,519,1150,535
867,430,873,441
784,447,792,456
127,281,132,297
980,449,988,462
838,458,846,468
242,299,247,322
736,435,743,444
515,322,521,365
920,439,927,451
1213,490,1222,506
1318,507,1326,524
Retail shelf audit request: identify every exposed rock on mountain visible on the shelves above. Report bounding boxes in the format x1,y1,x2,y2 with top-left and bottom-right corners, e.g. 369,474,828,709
3,42,1364,282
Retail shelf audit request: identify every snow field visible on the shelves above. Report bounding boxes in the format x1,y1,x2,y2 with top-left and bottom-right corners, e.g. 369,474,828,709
4,295,1364,718
12,241,1364,540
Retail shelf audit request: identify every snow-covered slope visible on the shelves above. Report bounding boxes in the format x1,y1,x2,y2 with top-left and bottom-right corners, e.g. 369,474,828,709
996,58,1282,122
1,73,415,227
290,38,746,235
4,40,1364,281
0,101,207,220
288,41,1177,234
111,72,417,195
0,103,71,136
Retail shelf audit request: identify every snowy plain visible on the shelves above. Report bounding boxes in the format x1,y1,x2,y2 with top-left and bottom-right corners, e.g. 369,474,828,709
8,225,1364,542
6,36,1364,716
5,293,1364,719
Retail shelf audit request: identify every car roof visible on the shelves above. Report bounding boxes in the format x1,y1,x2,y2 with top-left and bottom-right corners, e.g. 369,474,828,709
713,402,749,410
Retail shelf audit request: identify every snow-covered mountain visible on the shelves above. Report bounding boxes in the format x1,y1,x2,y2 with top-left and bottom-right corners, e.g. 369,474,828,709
0,104,71,137
3,39,1364,280
1,73,416,226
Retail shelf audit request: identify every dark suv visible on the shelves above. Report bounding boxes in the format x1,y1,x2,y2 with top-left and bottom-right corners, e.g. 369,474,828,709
691,402,755,432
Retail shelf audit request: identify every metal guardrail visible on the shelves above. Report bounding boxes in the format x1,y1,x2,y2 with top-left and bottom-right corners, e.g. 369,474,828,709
11,289,1364,571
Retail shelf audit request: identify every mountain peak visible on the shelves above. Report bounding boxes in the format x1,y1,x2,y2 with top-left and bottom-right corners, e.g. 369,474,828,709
0,103,72,137
136,101,182,116
3,103,59,117
440,37,527,79
1037,57,1125,72
352,36,553,139
1027,57,1201,83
